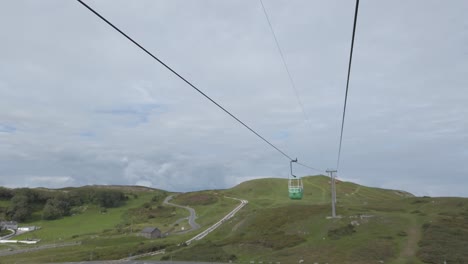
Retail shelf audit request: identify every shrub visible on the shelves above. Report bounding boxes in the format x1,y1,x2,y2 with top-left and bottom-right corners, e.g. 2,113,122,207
328,224,356,240
397,231,407,237
42,197,71,220
418,218,468,263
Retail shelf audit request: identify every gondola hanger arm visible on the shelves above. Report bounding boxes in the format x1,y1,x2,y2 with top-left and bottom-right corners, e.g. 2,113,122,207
290,158,298,178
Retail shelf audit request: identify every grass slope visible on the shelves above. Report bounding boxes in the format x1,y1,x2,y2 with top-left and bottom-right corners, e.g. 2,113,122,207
0,187,181,263
11,189,185,242
1,177,467,264
155,176,468,264
0,186,242,263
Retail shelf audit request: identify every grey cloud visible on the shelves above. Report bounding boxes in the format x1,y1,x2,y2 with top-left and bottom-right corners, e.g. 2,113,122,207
0,0,467,197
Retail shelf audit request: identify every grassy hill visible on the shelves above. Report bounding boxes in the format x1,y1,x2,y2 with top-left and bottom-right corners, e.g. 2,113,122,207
225,176,412,208
1,176,467,263
150,176,468,264
0,185,240,263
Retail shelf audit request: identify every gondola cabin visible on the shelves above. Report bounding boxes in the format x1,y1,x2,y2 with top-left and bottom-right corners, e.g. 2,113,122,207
288,159,303,200
288,177,303,200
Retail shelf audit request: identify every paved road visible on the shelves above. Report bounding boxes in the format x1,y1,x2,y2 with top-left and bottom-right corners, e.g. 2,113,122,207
2,196,247,260
185,197,248,245
163,195,200,231
124,196,248,260
0,229,16,240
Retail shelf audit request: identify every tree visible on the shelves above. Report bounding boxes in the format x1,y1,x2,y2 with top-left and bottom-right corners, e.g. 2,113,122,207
0,187,13,200
94,190,125,208
42,197,71,220
6,194,32,222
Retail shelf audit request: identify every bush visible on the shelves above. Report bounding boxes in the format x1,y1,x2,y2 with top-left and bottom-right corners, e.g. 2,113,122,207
0,187,13,199
6,194,32,221
412,199,430,204
422,223,431,230
151,192,167,203
328,224,356,240
397,231,407,237
42,197,71,220
94,190,126,208
418,218,468,263
174,193,218,206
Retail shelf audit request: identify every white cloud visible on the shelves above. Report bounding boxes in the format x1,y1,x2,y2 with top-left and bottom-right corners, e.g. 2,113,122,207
0,0,467,197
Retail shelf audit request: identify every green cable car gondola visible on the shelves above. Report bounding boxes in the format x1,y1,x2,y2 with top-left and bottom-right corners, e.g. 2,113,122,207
288,159,303,200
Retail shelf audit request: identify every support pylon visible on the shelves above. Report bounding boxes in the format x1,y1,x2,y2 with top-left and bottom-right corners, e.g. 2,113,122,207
326,169,338,218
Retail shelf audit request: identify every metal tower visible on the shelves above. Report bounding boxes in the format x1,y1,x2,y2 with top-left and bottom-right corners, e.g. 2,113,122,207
326,169,338,218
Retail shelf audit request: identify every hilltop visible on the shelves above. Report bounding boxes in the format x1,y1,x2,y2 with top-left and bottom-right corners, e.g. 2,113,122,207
0,176,467,263
225,175,413,206
157,176,468,264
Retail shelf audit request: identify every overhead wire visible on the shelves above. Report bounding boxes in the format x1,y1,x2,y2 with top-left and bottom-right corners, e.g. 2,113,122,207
297,161,326,174
76,0,324,172
336,0,360,170
259,0,310,125
260,0,327,175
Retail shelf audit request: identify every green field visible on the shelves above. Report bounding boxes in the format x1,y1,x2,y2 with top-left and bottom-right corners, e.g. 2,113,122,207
0,200,10,207
148,176,468,264
11,191,190,242
1,177,468,263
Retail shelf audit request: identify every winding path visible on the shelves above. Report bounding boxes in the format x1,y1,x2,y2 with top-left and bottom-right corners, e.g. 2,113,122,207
162,195,248,245
163,195,200,232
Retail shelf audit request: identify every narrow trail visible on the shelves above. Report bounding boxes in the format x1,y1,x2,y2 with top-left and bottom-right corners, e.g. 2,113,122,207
396,217,422,263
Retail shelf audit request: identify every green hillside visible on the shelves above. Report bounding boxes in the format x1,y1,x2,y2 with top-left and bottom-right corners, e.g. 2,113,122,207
225,176,412,208
0,185,240,263
150,176,468,264
1,177,467,264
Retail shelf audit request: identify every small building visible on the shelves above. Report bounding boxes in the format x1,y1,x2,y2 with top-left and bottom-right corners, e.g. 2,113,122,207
140,227,161,239
0,221,18,230
18,226,37,232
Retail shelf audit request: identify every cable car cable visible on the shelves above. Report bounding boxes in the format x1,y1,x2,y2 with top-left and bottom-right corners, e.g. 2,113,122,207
336,0,360,170
259,0,327,176
297,161,325,174
76,0,323,171
259,0,310,124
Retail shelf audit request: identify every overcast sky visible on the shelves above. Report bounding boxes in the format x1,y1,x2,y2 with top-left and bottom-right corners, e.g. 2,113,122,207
0,0,467,197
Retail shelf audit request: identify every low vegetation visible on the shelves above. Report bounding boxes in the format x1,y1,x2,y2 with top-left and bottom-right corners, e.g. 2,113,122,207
417,202,468,263
172,192,218,206
327,223,356,240
1,176,467,264
0,187,128,222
